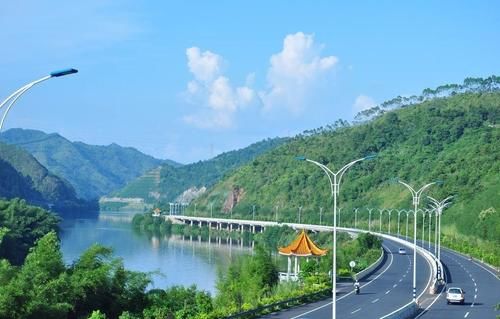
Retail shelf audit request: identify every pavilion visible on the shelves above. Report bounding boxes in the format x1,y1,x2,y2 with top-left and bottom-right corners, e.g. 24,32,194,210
278,230,328,281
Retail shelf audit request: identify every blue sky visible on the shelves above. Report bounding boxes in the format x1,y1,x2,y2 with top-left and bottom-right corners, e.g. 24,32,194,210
1,1,499,163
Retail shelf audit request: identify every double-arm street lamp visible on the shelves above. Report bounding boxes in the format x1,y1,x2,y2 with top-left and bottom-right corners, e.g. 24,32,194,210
428,196,453,261
396,209,405,237
297,154,375,319
0,69,78,132
367,208,374,232
398,180,440,301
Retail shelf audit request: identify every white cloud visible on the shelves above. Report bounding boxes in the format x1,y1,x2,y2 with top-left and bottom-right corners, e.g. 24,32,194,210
353,95,377,111
259,32,338,114
183,47,255,129
186,47,222,83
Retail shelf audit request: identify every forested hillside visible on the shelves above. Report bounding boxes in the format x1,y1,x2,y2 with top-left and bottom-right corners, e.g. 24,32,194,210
112,137,289,205
0,129,166,200
193,90,499,264
0,143,97,213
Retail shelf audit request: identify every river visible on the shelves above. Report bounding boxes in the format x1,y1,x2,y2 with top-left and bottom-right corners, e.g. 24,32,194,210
59,211,250,294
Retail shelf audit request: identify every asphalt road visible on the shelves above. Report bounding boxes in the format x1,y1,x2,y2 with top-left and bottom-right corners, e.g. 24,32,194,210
415,243,500,319
260,237,432,319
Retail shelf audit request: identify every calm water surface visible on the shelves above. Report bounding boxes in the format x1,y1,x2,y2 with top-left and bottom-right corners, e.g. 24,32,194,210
59,211,250,294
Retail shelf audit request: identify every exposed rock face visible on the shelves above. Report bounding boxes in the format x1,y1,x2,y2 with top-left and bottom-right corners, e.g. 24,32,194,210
223,186,245,213
175,186,206,203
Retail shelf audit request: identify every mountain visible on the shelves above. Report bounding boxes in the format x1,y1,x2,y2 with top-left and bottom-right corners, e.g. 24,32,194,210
193,82,499,264
0,129,168,200
0,142,97,213
110,137,289,206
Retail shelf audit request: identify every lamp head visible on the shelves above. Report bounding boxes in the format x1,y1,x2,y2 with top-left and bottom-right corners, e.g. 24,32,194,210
50,68,78,77
295,156,306,161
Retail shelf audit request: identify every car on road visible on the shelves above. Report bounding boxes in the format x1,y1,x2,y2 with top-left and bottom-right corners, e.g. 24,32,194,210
446,287,465,304
398,248,406,255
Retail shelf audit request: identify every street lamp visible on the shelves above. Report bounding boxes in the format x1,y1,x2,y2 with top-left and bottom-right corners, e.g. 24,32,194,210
387,209,393,235
421,209,426,249
0,68,78,131
319,207,323,225
428,196,453,261
396,209,404,237
378,209,384,233
367,208,374,232
298,206,302,224
405,210,410,241
296,154,375,319
397,179,440,301
427,208,433,251
275,205,279,222
354,208,359,228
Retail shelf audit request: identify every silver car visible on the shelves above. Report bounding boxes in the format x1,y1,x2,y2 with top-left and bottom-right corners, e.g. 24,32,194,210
446,287,465,304
398,248,406,255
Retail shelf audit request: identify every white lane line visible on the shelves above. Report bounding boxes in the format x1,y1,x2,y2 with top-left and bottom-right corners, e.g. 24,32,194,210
399,278,402,282
474,282,477,287
464,311,469,318
385,290,390,294
393,284,397,288
444,247,500,280
290,243,396,319
351,308,361,314
372,298,379,303
475,288,477,293
474,294,477,299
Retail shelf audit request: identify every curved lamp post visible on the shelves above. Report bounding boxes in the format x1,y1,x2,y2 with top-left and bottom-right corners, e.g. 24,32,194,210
427,196,453,262
368,208,374,232
296,154,375,319
397,179,440,302
0,69,78,132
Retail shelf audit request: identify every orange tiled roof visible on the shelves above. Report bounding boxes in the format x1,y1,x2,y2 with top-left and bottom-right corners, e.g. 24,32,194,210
278,230,328,257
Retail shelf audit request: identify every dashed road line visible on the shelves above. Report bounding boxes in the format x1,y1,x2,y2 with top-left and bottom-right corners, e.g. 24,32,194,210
372,298,379,303
464,311,469,318
385,290,390,294
351,308,361,314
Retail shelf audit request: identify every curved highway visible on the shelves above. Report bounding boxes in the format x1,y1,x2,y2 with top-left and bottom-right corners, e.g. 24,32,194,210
260,236,432,319
416,243,500,319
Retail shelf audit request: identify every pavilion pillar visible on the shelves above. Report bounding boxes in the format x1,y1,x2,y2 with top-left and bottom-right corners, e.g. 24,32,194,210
294,256,298,275
287,256,292,281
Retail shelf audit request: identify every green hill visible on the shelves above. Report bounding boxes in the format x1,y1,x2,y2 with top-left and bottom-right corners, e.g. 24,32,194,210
110,137,289,206
192,81,499,265
0,129,168,200
0,142,97,213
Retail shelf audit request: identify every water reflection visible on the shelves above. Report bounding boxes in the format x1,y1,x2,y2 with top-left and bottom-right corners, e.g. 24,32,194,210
59,211,251,294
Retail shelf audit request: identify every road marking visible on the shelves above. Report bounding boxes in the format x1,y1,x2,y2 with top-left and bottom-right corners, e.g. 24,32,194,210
399,278,402,282
385,290,390,294
351,308,361,314
464,311,469,318
474,294,477,299
475,288,477,293
474,282,477,287
393,284,397,288
372,298,379,303
290,243,395,319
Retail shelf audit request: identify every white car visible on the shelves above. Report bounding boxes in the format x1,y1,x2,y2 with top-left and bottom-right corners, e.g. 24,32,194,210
398,248,406,255
446,287,465,304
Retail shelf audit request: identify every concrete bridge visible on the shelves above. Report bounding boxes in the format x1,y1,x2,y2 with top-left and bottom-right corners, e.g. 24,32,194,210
165,215,337,234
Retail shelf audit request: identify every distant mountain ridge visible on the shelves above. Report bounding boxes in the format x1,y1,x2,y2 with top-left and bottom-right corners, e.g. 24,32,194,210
0,129,171,200
0,142,96,213
110,137,289,206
